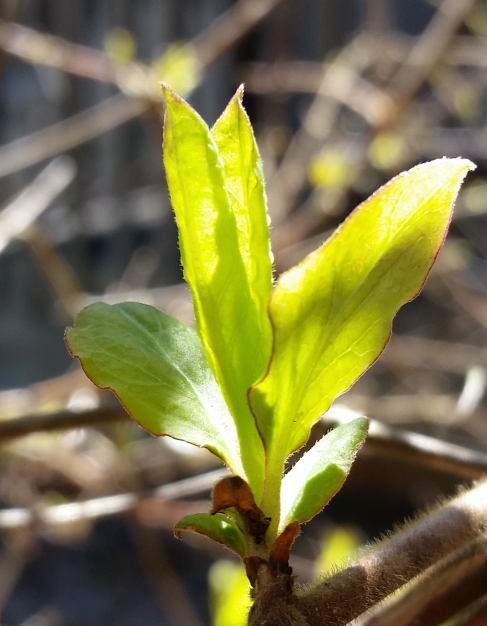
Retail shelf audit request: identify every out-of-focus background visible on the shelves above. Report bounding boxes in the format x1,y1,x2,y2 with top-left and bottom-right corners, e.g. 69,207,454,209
2,0,487,624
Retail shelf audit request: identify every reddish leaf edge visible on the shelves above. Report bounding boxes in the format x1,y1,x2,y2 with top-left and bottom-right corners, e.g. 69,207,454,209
63,326,233,469
248,158,475,457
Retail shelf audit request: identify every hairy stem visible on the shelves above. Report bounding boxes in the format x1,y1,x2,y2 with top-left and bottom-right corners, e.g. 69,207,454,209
352,537,487,626
248,479,487,626
296,480,487,625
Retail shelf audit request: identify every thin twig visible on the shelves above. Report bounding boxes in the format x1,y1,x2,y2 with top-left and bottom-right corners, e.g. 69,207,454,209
241,61,394,125
192,0,286,68
389,0,477,121
0,468,228,530
0,19,119,83
266,34,371,225
0,156,76,253
268,0,474,250
0,157,83,319
23,225,83,322
0,95,146,179
0,0,287,178
0,405,126,440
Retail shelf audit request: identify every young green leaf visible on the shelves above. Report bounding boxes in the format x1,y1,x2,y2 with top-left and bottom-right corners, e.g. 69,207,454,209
211,86,273,328
279,418,368,533
250,158,474,519
66,302,245,478
174,513,247,559
162,85,270,499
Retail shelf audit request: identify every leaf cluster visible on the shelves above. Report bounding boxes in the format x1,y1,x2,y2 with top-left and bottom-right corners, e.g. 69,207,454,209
65,85,473,579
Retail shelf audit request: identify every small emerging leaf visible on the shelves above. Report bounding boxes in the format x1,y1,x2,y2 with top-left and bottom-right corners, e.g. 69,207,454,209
66,302,244,478
153,42,199,96
162,85,270,500
251,158,475,505
279,418,369,533
211,476,270,546
175,513,247,558
211,476,263,519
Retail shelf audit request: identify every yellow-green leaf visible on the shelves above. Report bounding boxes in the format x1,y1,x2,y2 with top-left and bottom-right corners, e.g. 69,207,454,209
279,418,368,533
211,86,273,356
250,158,474,519
162,85,270,500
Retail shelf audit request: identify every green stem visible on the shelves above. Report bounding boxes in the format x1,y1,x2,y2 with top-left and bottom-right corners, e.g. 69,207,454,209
259,453,285,544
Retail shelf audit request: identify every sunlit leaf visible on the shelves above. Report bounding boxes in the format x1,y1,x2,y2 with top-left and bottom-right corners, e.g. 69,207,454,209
209,560,251,626
104,27,136,64
279,418,368,532
308,149,351,188
211,86,273,347
162,85,269,499
153,43,200,96
251,158,474,513
174,513,247,558
66,302,244,477
314,524,363,578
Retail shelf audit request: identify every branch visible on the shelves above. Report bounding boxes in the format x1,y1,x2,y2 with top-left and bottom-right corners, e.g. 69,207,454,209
0,405,125,440
352,537,487,626
295,480,487,625
193,0,288,68
0,468,228,529
0,0,287,178
0,19,119,83
389,0,477,120
0,157,76,252
0,94,146,179
241,61,393,126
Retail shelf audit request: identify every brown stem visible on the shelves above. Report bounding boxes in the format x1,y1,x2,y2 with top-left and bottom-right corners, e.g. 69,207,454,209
248,480,487,626
352,537,487,626
296,480,487,625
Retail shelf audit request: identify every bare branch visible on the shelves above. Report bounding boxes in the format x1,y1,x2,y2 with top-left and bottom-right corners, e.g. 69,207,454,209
193,0,288,68
0,19,119,83
0,157,76,252
0,95,146,179
390,0,477,118
0,0,287,178
0,468,228,530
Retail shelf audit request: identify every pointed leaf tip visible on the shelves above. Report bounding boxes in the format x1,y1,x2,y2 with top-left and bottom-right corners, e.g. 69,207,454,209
250,157,475,486
162,84,269,499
